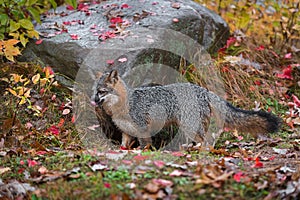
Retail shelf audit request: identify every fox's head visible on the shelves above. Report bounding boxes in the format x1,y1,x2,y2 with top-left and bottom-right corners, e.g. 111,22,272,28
93,70,128,113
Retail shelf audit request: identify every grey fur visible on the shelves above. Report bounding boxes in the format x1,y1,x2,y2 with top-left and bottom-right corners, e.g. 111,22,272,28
93,70,282,148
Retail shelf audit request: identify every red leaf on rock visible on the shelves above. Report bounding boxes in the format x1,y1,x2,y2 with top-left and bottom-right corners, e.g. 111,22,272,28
276,65,293,80
70,34,80,40
66,5,74,10
121,3,131,9
63,21,71,25
106,59,114,65
35,39,43,45
110,17,123,24
77,3,89,12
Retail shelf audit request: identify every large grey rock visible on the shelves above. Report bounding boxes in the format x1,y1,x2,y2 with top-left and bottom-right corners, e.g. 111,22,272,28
21,0,229,80
21,0,230,149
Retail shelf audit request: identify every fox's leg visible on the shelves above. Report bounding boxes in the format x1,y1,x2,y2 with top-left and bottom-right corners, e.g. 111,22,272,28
138,137,152,149
121,133,134,147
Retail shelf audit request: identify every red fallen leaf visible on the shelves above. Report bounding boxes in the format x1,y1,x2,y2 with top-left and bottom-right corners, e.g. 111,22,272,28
71,115,76,123
70,34,80,40
226,37,237,48
104,182,111,188
35,39,43,45
255,45,265,51
252,157,263,168
63,21,71,25
36,151,47,155
66,5,74,10
120,146,128,150
284,53,292,59
106,59,114,65
99,31,116,41
110,17,123,24
18,168,25,174
48,125,60,135
292,94,300,107
40,88,45,95
254,80,261,85
59,102,65,111
233,172,245,182
169,169,183,177
152,2,159,5
109,24,116,28
133,154,149,161
121,3,131,9
276,65,293,80
152,179,173,187
58,118,65,127
269,156,275,161
249,86,256,91
28,159,38,167
172,151,185,157
122,160,132,165
77,3,89,12
153,160,165,169
43,66,54,75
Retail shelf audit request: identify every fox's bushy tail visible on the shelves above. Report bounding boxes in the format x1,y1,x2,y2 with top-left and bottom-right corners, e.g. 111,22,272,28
207,91,282,137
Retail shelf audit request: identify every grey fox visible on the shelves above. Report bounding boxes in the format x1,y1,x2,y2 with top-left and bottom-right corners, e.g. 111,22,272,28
93,70,282,148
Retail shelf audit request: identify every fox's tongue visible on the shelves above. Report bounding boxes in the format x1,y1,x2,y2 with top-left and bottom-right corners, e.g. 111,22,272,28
90,101,97,106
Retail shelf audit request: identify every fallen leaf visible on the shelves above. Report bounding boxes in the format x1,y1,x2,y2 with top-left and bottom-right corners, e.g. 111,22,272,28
62,108,70,115
169,169,183,177
35,39,43,45
153,160,165,169
38,166,48,174
118,57,127,63
0,167,11,175
276,65,293,80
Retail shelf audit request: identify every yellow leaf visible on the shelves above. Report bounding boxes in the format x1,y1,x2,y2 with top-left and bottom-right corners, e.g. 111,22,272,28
20,33,28,47
32,73,40,84
7,88,17,97
40,78,48,86
19,96,26,105
9,32,20,39
27,30,39,39
6,39,20,46
24,88,31,98
18,87,24,96
11,74,21,83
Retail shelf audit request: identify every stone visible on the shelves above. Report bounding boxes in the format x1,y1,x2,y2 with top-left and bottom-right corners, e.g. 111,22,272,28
21,0,229,80
21,0,230,149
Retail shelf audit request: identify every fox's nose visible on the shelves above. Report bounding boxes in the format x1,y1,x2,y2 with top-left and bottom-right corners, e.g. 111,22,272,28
94,94,100,103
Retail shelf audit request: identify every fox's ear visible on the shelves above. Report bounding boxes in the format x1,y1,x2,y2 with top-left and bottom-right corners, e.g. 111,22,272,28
107,70,119,84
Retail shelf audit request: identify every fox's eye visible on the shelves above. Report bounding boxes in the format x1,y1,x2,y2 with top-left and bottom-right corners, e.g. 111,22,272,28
97,88,108,95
